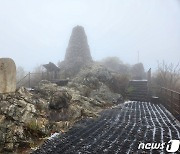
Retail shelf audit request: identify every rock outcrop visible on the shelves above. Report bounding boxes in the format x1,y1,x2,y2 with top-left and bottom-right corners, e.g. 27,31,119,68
0,64,123,152
0,87,49,152
69,63,123,104
0,58,16,93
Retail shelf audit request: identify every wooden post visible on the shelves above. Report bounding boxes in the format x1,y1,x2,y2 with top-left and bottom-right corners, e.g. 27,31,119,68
160,87,163,105
179,94,180,117
147,68,151,98
171,91,173,114
166,89,168,107
147,68,151,85
41,72,43,80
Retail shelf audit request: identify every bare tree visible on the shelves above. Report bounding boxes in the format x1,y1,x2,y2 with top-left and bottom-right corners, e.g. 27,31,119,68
30,65,45,87
101,57,122,71
130,63,146,80
100,57,130,74
154,61,180,90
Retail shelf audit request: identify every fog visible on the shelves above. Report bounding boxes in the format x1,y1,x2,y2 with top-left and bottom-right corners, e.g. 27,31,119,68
0,0,180,72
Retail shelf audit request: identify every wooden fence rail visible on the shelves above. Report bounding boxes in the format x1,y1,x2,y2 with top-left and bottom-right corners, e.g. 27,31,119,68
159,87,180,121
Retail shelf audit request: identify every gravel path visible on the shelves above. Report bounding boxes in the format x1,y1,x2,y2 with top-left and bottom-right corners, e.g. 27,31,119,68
33,101,180,154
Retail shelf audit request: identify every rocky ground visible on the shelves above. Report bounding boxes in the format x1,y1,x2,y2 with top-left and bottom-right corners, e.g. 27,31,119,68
33,101,180,154
0,63,123,153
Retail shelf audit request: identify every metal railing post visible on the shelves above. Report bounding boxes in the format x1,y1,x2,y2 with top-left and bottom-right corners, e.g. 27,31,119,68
28,72,31,88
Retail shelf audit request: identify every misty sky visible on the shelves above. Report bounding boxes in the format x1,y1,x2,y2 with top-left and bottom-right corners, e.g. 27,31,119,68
0,0,180,72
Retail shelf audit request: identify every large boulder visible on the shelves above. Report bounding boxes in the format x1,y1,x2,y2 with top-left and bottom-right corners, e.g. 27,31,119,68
0,58,16,93
49,91,72,110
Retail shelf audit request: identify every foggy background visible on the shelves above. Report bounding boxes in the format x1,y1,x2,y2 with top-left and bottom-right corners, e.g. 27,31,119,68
0,0,180,72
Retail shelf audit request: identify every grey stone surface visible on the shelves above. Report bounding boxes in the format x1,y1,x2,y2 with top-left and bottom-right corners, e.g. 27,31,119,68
59,26,93,78
0,58,16,93
65,25,92,64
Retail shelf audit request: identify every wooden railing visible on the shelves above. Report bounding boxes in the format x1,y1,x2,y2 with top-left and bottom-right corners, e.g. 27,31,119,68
159,87,180,121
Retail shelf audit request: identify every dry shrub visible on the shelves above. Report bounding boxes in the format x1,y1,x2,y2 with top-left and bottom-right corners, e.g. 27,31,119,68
107,74,129,97
153,61,180,91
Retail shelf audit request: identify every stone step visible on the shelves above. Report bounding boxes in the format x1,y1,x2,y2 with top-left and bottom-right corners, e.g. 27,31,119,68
127,80,149,101
127,89,148,93
129,83,148,86
127,95,148,99
129,81,147,85
127,94,147,97
127,91,148,95
128,84,148,88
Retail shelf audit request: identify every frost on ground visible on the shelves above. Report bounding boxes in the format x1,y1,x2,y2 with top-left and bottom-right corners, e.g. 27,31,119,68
33,101,180,154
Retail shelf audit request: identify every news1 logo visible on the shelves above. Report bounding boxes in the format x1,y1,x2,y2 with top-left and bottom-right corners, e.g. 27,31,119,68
166,140,180,152
138,140,180,152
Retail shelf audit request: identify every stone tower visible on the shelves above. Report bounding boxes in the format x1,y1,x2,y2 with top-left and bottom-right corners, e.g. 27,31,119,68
64,25,92,65
59,26,93,77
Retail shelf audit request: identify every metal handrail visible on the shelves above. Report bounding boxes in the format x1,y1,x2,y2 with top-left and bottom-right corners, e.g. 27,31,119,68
16,73,29,85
